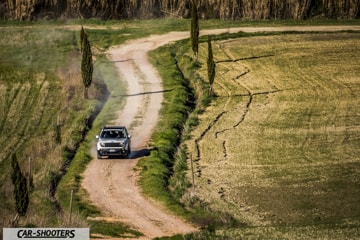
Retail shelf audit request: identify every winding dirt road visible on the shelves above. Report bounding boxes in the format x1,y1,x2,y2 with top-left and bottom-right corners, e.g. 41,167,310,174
82,25,360,239
82,32,195,240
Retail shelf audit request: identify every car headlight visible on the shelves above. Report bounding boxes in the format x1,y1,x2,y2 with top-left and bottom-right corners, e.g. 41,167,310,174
119,141,125,147
99,142,105,147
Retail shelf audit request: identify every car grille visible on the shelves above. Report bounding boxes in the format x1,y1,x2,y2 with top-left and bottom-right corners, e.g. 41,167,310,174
105,142,121,147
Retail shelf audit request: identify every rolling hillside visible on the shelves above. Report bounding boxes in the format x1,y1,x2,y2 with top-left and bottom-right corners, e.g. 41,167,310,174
179,31,360,238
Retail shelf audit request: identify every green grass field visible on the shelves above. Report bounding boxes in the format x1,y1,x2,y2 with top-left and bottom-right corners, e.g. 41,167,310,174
181,31,360,237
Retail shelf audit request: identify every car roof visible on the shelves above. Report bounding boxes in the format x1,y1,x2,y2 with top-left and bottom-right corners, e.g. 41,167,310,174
102,125,126,130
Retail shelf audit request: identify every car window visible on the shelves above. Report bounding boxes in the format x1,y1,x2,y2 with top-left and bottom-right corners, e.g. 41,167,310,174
100,131,109,138
118,131,125,138
101,129,126,138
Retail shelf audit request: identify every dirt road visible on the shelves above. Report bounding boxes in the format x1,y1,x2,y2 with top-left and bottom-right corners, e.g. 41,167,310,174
82,25,360,239
82,32,195,240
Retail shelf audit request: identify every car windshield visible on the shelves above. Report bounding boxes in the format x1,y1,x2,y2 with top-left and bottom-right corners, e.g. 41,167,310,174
101,130,125,139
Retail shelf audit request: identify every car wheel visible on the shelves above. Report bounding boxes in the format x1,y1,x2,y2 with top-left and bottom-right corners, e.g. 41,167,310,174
97,151,102,159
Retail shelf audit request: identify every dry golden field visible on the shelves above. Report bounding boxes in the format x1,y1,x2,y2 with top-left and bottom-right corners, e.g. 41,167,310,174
185,32,360,233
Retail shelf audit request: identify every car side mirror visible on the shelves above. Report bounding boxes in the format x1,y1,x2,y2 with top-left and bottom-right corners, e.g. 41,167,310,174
128,135,131,139
96,135,99,139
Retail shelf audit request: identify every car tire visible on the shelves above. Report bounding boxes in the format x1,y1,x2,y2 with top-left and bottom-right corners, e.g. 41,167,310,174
97,151,102,159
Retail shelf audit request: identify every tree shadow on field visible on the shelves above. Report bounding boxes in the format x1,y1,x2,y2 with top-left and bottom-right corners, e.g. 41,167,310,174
122,89,173,97
107,59,134,63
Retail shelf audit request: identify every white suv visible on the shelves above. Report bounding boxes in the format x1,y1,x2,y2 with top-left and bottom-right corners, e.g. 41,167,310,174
96,126,131,159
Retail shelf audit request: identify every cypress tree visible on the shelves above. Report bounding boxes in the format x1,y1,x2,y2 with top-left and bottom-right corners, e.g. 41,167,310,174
191,0,199,59
81,30,93,99
11,154,29,217
207,35,216,96
80,25,85,53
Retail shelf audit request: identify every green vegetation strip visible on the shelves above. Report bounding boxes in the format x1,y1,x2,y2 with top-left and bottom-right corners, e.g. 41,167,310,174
145,38,242,232
140,45,195,215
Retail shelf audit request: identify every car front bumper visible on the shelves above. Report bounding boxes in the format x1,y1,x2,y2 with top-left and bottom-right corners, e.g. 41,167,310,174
98,148,129,156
